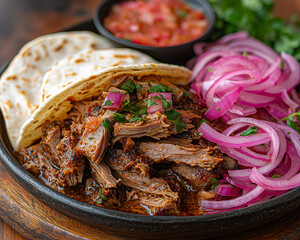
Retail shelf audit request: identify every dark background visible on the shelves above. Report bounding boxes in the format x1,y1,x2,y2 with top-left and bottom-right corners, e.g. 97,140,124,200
0,0,300,66
0,0,299,239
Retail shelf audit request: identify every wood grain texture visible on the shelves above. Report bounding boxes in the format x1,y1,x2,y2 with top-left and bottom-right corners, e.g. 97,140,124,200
0,0,299,239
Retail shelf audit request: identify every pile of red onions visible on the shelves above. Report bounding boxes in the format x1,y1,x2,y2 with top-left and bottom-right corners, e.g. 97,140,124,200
190,32,300,122
190,32,300,213
198,118,300,213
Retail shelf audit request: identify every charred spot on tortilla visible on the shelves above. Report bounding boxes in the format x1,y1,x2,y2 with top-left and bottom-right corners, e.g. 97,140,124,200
17,90,26,96
109,61,125,67
113,54,137,60
65,72,77,77
90,43,97,49
6,75,18,81
74,58,85,64
53,39,68,52
21,77,30,83
4,100,13,109
21,48,31,57
34,50,41,61
41,43,48,58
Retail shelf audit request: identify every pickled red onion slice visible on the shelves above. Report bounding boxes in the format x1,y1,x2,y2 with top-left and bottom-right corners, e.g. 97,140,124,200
191,32,300,121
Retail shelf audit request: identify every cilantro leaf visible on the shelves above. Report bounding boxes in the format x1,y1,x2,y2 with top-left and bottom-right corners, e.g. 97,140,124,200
210,178,219,190
181,88,190,98
149,84,172,93
120,79,136,93
240,126,258,136
165,109,186,133
135,84,141,92
122,99,148,116
207,0,300,62
287,118,300,134
158,94,172,111
199,119,208,127
113,112,127,123
103,100,113,107
281,113,300,134
130,116,144,122
146,99,158,107
99,187,107,200
102,118,111,131
271,174,281,178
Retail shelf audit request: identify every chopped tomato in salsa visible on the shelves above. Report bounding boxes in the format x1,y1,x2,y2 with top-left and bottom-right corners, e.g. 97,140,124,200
104,0,209,47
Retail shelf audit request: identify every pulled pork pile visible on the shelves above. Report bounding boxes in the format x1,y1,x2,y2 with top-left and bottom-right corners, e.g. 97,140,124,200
18,75,235,216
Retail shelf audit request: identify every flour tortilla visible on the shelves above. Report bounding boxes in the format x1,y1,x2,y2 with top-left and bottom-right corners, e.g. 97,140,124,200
0,31,115,150
41,48,157,102
18,63,191,150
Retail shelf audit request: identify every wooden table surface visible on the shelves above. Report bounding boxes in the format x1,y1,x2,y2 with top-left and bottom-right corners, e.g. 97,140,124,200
0,0,300,239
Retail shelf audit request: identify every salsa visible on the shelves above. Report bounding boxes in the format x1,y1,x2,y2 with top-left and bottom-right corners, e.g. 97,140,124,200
104,0,209,47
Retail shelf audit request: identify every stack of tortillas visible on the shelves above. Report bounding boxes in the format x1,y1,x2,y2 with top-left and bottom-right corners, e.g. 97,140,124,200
0,31,157,150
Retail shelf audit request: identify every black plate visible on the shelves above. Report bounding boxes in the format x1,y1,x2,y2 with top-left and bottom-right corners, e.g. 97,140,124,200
0,19,300,240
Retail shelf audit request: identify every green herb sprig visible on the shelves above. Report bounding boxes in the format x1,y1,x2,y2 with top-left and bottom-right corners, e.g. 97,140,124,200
240,126,258,136
207,0,300,62
281,113,300,134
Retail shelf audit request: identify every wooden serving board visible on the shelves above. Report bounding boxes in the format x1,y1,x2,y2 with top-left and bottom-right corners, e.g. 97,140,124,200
0,160,299,240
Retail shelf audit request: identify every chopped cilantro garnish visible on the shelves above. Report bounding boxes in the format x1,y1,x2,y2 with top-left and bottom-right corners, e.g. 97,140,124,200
162,195,165,199
243,52,248,58
148,94,172,111
102,118,111,131
240,126,258,136
103,100,113,107
159,94,172,111
281,113,300,134
113,112,128,123
271,174,282,178
287,118,300,134
165,109,186,133
217,108,221,111
207,67,212,72
122,99,148,116
99,187,107,200
130,116,144,122
135,84,141,92
199,119,208,127
210,178,219,190
146,99,158,107
149,84,172,93
181,88,190,98
120,79,136,93
89,137,94,140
